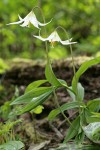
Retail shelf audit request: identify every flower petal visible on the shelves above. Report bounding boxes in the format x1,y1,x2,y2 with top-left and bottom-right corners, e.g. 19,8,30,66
20,20,29,27
23,11,40,29
47,31,61,42
60,38,77,45
30,18,39,29
7,20,23,25
33,35,47,41
38,19,52,27
18,15,23,20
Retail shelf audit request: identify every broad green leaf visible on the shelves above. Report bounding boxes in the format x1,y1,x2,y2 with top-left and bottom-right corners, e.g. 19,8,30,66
67,86,76,101
25,79,47,93
63,116,80,143
45,62,75,94
48,101,79,121
83,122,100,144
77,83,84,101
67,83,84,101
72,57,100,93
75,130,85,144
91,112,100,118
0,141,24,150
11,87,52,105
45,62,61,87
18,89,53,114
85,109,100,123
87,98,100,112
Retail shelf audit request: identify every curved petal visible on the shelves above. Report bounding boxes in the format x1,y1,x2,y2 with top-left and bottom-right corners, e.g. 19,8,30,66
60,39,77,45
33,35,48,41
38,18,52,27
7,20,23,25
18,15,23,21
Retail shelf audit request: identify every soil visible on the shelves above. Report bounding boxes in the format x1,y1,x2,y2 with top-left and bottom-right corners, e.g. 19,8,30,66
0,56,100,149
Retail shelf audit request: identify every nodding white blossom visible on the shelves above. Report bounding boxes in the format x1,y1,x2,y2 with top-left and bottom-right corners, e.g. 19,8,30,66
7,11,52,29
33,31,77,47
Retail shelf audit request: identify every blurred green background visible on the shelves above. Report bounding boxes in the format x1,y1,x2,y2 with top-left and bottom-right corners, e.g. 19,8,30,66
0,0,100,60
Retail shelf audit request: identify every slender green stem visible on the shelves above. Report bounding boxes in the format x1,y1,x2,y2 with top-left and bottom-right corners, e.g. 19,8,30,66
55,26,76,77
55,26,82,126
55,26,81,99
33,6,49,62
52,87,72,126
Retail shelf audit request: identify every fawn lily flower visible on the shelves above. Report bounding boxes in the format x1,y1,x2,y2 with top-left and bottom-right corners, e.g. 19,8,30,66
7,11,51,29
33,31,76,47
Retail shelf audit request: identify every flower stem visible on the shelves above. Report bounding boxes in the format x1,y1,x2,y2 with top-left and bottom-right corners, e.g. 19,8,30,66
33,6,49,62
55,26,76,77
55,26,82,126
52,87,72,126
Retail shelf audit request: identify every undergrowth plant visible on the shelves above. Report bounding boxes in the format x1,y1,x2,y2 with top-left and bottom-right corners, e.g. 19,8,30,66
6,6,100,145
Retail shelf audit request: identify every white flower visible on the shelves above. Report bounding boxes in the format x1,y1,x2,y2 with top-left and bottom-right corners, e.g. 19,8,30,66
33,31,77,47
7,11,52,29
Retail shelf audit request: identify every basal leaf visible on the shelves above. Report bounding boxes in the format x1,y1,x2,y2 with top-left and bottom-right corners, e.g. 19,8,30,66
77,83,84,101
25,79,47,93
45,62,61,87
85,109,100,123
18,89,53,114
63,116,80,143
87,98,100,112
72,57,100,94
67,83,84,101
45,62,75,94
11,87,52,105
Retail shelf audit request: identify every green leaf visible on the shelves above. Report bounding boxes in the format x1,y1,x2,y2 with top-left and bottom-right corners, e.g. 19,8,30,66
18,89,53,114
67,86,76,101
72,57,100,93
67,83,84,101
83,122,100,144
63,116,80,143
45,62,75,95
0,141,24,150
11,87,52,105
25,79,47,93
45,62,61,87
85,109,100,123
87,98,100,112
48,101,79,121
77,83,84,101
75,129,85,144
91,112,100,118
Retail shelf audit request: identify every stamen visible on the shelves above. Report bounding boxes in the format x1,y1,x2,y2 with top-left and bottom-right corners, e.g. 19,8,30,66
51,40,55,48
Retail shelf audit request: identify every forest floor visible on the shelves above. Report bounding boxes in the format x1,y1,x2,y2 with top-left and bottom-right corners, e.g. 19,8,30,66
0,56,100,150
